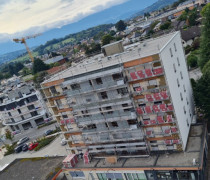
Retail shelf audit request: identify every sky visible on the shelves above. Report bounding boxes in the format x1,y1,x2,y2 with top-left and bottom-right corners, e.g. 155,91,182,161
0,0,157,55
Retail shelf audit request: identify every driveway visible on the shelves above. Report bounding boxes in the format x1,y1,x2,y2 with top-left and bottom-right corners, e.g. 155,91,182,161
0,135,68,170
189,68,202,81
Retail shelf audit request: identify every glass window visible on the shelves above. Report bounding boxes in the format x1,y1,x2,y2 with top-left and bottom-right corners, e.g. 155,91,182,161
177,57,180,66
169,48,173,57
174,43,177,52
173,64,176,73
180,93,183,101
177,78,180,87
125,173,147,180
180,71,183,79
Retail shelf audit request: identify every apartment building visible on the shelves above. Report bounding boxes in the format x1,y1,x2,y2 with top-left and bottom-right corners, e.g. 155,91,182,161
41,32,208,179
0,83,48,132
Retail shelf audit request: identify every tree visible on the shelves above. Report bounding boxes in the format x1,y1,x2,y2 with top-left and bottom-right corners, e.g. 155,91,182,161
193,70,210,119
101,34,114,46
160,21,171,30
115,20,126,31
188,9,198,26
33,71,48,89
202,60,210,74
5,130,13,141
187,54,198,68
21,67,31,76
199,3,210,69
32,58,49,74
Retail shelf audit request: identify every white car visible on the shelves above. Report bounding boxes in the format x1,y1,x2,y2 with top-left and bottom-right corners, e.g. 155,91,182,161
60,139,67,146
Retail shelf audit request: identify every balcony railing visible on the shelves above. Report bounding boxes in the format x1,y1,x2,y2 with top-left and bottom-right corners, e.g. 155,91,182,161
142,115,175,126
77,111,136,125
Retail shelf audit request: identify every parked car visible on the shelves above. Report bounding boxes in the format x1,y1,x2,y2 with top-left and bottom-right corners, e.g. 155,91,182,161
17,137,29,146
44,129,53,136
15,144,25,153
60,139,67,146
22,144,28,151
28,142,39,150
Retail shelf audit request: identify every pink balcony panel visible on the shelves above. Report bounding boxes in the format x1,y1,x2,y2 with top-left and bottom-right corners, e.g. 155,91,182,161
167,104,173,111
145,94,153,102
137,70,145,79
173,139,179,144
154,93,161,100
130,72,138,80
70,118,75,123
135,87,142,92
145,69,153,77
159,104,167,112
146,131,152,136
171,127,177,133
165,140,172,145
145,106,152,114
143,120,150,125
153,105,160,113
153,67,163,75
160,91,169,99
137,107,144,115
60,120,65,125
65,119,70,124
157,116,164,124
150,120,157,124
165,129,171,134
167,115,173,123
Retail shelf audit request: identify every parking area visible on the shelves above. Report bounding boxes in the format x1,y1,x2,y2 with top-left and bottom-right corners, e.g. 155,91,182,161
0,135,68,170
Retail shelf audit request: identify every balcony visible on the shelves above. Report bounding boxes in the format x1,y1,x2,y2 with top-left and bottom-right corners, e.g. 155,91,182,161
129,67,164,82
77,111,136,126
142,115,175,126
65,79,125,97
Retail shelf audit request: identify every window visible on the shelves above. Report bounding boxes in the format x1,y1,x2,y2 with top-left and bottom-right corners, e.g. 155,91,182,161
111,121,118,127
128,119,137,125
180,93,183,101
117,87,128,95
8,112,11,116
186,118,189,127
31,111,38,117
177,78,180,87
180,71,183,79
112,73,122,80
169,48,173,57
11,118,15,122
62,114,68,118
177,57,180,66
122,103,129,107
124,173,147,180
173,63,176,73
97,173,123,180
17,109,21,114
183,106,186,114
50,86,57,94
87,124,96,129
21,115,24,120
174,43,177,52
89,80,92,86
186,97,189,105
69,171,85,178
183,85,186,92
71,83,80,90
96,78,103,84
105,106,112,110
27,105,35,110
100,92,108,99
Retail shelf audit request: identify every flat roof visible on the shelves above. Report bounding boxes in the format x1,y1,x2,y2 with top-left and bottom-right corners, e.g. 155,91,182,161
42,32,178,85
0,157,64,180
62,124,205,170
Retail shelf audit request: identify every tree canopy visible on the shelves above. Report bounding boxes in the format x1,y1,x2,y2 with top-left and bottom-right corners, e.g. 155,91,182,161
187,54,198,68
101,34,114,46
32,58,49,74
115,20,126,31
199,3,210,69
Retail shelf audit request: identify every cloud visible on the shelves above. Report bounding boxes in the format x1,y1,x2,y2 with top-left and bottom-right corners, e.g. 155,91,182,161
0,0,128,42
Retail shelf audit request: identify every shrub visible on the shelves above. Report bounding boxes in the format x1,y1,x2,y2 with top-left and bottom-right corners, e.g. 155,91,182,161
187,54,198,68
34,136,56,151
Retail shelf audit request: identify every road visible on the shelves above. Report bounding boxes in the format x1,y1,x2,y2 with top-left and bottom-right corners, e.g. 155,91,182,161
0,135,68,170
0,123,59,146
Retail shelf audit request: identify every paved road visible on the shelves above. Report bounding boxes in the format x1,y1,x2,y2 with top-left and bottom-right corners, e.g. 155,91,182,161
0,123,59,146
0,135,68,170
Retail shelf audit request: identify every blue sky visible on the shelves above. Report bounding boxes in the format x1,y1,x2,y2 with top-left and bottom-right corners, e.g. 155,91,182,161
0,0,157,55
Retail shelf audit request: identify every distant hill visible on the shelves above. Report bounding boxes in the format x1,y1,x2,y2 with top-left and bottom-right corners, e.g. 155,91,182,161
132,0,178,17
0,49,26,65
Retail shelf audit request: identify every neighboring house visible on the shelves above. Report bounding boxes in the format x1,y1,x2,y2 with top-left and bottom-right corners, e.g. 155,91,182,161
43,55,67,65
177,0,199,11
172,20,186,31
47,65,67,75
181,26,201,47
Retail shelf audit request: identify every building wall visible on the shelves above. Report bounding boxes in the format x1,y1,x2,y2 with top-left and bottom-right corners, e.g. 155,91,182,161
160,32,194,150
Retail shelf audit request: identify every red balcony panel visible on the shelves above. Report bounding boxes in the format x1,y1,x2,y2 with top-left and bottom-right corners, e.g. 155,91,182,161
153,67,163,75
145,106,152,114
146,131,152,136
157,116,164,124
70,118,75,123
171,127,177,133
160,91,169,99
165,129,171,134
153,105,160,113
137,70,145,79
165,140,172,145
137,107,144,115
60,120,65,125
159,104,167,112
65,119,70,124
136,87,142,92
173,139,179,144
145,94,154,102
167,104,173,111
143,120,150,125
130,72,138,80
145,69,153,77
150,120,157,124
167,115,173,123
154,93,162,101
